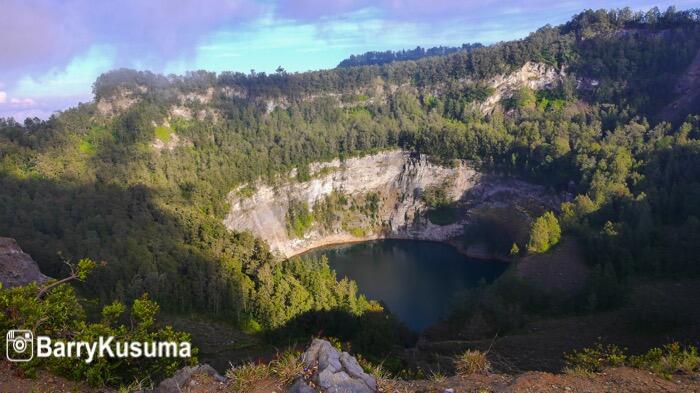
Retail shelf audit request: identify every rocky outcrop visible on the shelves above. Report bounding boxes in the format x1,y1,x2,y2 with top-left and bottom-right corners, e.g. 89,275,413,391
291,339,377,393
479,61,565,113
96,87,140,116
0,237,49,288
223,150,561,258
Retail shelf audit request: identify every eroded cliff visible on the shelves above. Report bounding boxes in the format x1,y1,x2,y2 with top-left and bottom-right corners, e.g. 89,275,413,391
223,150,561,258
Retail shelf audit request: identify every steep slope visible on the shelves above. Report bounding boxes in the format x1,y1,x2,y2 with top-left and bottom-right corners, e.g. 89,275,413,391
659,48,700,122
224,150,562,258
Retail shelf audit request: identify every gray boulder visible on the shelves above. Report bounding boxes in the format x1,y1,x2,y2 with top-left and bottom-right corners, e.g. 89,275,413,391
302,339,377,393
288,378,316,393
0,237,49,288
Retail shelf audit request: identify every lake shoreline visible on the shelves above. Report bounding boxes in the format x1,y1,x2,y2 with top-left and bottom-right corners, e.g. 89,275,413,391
290,233,514,263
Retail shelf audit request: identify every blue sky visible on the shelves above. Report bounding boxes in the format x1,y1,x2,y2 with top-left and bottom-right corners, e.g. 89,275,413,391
0,0,696,119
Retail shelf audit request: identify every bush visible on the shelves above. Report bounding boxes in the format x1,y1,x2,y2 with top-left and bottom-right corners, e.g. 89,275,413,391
564,342,627,374
286,200,314,238
566,341,700,379
0,261,195,388
454,349,490,375
422,181,452,208
527,211,561,253
630,343,700,379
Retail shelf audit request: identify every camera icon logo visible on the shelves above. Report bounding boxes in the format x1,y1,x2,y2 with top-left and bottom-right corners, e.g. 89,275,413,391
6,330,34,362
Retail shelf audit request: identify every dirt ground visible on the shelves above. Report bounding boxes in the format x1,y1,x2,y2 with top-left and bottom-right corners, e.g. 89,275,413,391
383,367,700,393
6,359,698,393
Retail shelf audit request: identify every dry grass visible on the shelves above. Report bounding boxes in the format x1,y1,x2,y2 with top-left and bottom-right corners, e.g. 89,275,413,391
226,362,271,392
376,378,414,393
455,349,491,376
270,351,304,385
226,350,304,392
428,369,446,383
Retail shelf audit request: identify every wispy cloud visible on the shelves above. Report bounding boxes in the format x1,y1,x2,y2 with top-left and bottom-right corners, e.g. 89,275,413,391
0,0,263,83
1,0,698,120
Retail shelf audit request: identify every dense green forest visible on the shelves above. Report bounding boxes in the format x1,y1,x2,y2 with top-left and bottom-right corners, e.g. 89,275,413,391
1,7,700,349
336,43,483,68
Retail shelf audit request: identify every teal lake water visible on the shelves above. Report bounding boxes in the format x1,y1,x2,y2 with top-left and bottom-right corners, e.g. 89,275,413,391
305,240,507,331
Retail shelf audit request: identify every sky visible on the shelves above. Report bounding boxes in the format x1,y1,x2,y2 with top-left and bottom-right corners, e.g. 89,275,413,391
0,0,696,120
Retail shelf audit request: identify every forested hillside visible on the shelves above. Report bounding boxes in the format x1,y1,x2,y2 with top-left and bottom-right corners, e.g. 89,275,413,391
336,43,483,68
1,6,700,341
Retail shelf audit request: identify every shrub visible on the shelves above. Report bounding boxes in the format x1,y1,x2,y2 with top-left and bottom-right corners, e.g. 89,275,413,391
630,343,700,379
564,342,627,374
422,181,452,208
565,341,700,378
285,200,314,238
0,260,195,388
454,349,490,375
527,211,561,253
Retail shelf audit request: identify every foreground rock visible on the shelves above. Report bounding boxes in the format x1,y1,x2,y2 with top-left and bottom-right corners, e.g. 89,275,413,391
292,339,377,393
150,364,225,393
0,237,49,288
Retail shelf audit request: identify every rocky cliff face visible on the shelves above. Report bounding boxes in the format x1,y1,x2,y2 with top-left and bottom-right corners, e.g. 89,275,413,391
0,237,49,288
479,61,565,113
223,150,560,258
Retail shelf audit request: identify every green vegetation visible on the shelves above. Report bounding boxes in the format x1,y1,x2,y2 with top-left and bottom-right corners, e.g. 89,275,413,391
422,181,460,225
0,7,699,384
527,212,561,253
0,260,194,388
226,350,303,390
154,125,172,142
565,342,700,379
506,86,537,109
564,342,627,374
630,343,700,379
285,200,314,238
422,182,452,208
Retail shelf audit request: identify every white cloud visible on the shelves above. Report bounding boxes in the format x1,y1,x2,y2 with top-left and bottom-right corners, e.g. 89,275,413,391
0,91,6,103
9,97,36,106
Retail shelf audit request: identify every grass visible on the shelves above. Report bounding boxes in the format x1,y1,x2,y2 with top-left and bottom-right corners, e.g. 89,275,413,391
565,341,700,380
227,362,271,391
428,369,446,382
270,351,304,385
454,349,490,375
226,350,303,391
154,125,173,142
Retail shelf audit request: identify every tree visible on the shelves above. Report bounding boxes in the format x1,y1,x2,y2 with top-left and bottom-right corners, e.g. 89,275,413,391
527,211,561,253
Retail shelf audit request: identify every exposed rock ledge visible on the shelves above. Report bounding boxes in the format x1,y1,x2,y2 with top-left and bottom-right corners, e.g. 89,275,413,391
224,150,561,259
0,237,49,288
